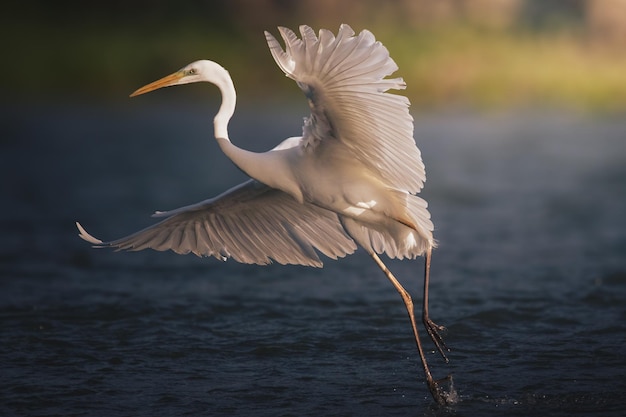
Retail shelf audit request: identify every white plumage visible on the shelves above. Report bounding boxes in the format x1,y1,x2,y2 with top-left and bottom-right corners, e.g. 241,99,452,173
77,25,451,405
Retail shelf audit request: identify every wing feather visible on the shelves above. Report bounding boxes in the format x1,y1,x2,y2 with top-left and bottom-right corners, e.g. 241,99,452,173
77,180,357,267
265,24,426,194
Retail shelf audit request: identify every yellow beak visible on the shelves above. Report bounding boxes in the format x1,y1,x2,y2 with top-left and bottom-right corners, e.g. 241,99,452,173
130,71,184,97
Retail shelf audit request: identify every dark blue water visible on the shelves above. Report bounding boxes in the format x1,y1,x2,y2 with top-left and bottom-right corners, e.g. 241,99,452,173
1,99,625,416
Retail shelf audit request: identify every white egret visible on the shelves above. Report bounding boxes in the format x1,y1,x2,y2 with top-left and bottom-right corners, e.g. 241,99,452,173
77,24,451,404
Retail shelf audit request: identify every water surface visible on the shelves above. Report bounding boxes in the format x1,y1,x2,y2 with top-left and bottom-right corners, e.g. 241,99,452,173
1,101,625,416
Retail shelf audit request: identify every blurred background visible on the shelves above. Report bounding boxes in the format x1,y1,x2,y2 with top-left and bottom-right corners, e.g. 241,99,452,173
3,0,626,111
2,2,626,416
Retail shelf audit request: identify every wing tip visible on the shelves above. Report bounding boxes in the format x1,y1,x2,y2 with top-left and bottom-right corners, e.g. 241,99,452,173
76,221,104,245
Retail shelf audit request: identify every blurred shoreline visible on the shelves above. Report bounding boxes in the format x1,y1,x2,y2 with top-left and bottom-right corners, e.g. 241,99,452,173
3,0,626,112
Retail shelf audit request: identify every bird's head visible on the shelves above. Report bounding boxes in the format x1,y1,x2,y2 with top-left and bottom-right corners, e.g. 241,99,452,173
130,60,230,97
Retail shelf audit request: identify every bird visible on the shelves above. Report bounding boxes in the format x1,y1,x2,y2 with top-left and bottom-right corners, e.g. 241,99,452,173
76,24,451,404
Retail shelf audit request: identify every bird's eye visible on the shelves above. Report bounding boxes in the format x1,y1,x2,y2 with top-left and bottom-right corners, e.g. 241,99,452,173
187,68,196,75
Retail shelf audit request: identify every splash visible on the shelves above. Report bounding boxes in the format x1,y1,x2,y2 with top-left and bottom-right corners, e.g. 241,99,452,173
438,374,460,406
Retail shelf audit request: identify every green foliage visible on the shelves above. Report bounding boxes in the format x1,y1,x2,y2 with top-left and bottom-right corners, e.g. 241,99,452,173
390,26,626,112
3,6,626,112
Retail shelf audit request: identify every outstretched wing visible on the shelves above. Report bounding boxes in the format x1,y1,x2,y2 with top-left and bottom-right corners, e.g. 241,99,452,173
77,180,356,267
265,24,426,194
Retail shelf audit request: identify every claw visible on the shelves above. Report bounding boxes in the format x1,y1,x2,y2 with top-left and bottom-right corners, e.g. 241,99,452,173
423,316,450,362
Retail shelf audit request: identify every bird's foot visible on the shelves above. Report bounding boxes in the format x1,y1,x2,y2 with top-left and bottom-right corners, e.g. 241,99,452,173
423,316,450,362
427,373,457,406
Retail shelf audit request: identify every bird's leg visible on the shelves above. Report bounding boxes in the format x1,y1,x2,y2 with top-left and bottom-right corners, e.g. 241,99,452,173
367,250,448,405
422,247,450,362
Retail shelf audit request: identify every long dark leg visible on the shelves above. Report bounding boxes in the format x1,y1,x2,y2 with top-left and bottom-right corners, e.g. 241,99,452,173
367,250,447,405
422,247,450,362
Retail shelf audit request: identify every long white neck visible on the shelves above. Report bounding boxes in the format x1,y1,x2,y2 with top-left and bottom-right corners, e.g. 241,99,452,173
211,66,296,197
212,68,236,140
